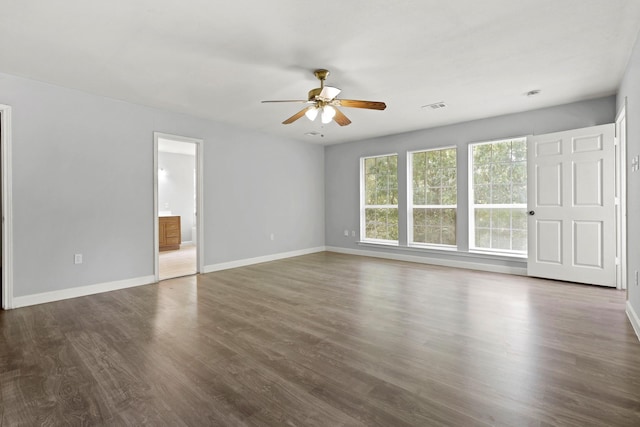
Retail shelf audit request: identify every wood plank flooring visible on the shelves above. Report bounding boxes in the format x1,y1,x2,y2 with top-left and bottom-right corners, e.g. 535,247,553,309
159,243,197,280
1,252,640,426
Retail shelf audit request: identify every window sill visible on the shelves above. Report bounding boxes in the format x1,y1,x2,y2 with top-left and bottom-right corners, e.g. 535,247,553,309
357,240,399,247
468,249,527,260
408,243,458,252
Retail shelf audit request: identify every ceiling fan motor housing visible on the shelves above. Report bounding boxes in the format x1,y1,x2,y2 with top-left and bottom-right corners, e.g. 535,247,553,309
314,69,330,81
309,69,329,100
308,87,322,100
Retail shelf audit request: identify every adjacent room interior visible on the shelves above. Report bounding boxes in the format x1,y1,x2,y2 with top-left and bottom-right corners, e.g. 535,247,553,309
157,136,198,280
1,1,640,425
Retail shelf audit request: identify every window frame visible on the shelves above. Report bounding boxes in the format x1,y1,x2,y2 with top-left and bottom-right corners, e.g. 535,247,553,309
468,137,528,257
360,153,399,245
407,146,458,249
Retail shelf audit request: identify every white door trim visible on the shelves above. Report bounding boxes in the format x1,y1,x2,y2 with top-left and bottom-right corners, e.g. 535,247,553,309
153,132,204,282
0,105,14,309
615,102,628,290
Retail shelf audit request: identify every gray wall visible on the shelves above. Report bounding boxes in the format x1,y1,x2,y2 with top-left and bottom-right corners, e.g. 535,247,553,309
618,32,640,316
0,66,625,301
158,151,195,242
0,72,325,298
325,96,616,269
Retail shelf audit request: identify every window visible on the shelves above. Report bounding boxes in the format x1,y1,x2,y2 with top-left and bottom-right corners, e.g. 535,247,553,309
469,138,527,254
361,154,398,243
409,147,457,247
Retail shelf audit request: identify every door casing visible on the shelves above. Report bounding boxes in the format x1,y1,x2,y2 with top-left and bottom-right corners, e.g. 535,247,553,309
615,103,628,290
0,105,13,309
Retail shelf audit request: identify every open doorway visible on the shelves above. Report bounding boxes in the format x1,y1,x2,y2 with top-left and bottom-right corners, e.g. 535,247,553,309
153,133,203,281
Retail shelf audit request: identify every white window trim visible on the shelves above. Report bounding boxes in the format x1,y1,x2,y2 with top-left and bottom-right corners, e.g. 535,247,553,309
469,248,527,258
359,238,400,247
468,137,527,255
407,146,458,249
360,153,399,244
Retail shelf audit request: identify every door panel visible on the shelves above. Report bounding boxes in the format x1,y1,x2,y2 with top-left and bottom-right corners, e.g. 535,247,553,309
573,221,602,267
573,160,602,206
536,220,562,264
537,163,562,206
527,124,615,287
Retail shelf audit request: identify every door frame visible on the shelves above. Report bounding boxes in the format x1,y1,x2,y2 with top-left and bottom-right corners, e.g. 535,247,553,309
0,105,14,309
153,132,204,281
615,103,628,290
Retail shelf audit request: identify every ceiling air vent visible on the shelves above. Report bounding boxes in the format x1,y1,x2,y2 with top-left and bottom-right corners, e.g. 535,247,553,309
304,131,324,137
422,101,447,110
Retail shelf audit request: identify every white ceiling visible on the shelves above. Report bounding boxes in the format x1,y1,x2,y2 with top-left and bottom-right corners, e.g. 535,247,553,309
1,1,639,145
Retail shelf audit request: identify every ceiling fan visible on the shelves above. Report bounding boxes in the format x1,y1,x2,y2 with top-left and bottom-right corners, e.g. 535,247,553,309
261,69,386,126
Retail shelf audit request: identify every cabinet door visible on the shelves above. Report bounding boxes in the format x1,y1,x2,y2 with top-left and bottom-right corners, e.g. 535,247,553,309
159,222,166,246
165,220,180,245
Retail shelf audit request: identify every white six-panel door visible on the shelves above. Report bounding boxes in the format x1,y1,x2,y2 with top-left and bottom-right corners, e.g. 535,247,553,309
527,124,616,287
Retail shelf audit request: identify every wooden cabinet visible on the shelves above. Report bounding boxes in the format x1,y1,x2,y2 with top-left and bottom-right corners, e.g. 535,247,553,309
159,216,181,251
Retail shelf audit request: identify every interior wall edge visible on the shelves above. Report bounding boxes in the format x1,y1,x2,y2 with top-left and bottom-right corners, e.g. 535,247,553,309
626,300,640,342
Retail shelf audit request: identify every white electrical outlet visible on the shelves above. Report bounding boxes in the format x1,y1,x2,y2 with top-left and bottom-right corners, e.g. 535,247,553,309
270,233,275,241
344,229,349,236
351,230,356,237
74,254,83,264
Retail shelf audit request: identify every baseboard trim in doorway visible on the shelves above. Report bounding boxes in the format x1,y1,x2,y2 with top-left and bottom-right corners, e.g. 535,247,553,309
626,301,640,342
325,246,527,275
203,246,326,273
12,275,156,308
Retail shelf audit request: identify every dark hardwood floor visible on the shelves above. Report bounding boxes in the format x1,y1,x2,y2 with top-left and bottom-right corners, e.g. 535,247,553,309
1,252,639,426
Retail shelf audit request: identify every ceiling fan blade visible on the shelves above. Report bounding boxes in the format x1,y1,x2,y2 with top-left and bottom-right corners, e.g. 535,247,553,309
333,107,352,126
318,86,341,100
282,107,310,124
262,100,312,104
337,99,387,110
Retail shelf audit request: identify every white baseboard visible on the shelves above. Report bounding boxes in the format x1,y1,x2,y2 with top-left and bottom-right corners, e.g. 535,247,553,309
203,246,326,273
325,246,527,275
626,301,640,342
12,275,156,309
8,245,527,309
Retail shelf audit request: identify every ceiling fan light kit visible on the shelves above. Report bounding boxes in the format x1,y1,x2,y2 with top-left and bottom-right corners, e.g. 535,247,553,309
304,107,318,121
320,105,336,123
262,69,386,127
